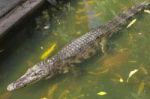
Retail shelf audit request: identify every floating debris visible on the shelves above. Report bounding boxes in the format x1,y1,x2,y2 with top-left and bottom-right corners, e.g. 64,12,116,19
111,78,124,84
40,43,56,60
127,69,139,82
119,78,124,83
127,19,137,28
44,25,50,29
111,74,124,84
40,97,48,99
137,81,145,95
40,46,44,50
97,91,107,96
138,33,142,35
144,10,150,14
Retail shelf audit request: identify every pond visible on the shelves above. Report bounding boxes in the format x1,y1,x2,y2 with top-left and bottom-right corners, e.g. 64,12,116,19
0,0,150,99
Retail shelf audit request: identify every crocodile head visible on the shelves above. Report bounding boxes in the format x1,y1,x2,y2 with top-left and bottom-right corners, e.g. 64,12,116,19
7,60,54,91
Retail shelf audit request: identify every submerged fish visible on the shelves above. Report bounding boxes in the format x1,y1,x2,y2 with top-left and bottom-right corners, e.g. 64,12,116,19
7,2,150,91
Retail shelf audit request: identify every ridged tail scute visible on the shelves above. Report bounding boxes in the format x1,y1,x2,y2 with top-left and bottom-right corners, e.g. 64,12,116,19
117,1,150,25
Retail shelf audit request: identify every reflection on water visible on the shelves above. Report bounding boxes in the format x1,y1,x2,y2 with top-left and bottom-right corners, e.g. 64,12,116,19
0,0,150,99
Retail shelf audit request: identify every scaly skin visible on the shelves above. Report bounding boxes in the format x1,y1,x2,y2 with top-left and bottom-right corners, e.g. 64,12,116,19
7,2,150,91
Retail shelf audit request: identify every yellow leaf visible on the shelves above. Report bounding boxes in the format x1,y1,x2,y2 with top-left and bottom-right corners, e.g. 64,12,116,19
144,10,150,14
137,81,145,95
127,69,139,82
40,43,56,60
127,19,137,28
97,91,107,96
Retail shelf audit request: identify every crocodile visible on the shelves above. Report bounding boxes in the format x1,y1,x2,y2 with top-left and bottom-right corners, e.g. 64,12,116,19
7,2,150,91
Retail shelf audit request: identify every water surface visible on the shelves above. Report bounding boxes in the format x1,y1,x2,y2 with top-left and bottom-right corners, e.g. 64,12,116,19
0,0,150,99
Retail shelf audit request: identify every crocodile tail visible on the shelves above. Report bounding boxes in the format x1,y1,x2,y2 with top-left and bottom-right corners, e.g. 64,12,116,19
117,1,150,25
100,1,150,37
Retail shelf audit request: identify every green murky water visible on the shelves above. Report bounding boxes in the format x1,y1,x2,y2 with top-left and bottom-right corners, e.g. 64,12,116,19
0,0,150,99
